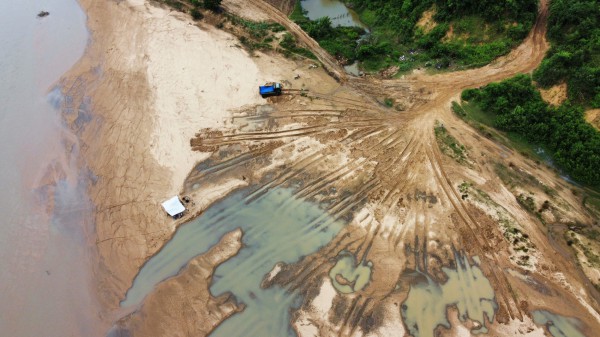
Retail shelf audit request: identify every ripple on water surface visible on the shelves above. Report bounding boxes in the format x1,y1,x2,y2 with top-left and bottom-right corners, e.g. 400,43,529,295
123,187,347,336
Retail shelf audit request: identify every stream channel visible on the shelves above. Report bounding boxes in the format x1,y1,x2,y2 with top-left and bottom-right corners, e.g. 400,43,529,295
122,186,347,336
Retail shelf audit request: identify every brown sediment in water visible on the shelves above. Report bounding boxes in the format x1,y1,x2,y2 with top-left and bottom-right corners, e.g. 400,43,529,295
115,229,245,337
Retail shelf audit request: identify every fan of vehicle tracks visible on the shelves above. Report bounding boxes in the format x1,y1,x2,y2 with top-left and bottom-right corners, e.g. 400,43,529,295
188,0,599,335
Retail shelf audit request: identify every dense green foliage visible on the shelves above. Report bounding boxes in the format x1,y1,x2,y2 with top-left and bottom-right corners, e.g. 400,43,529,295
532,0,600,106
462,75,600,186
291,5,365,63
291,0,537,72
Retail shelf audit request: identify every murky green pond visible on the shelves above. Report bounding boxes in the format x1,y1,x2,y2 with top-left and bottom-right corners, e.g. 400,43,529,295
122,187,346,336
402,254,497,337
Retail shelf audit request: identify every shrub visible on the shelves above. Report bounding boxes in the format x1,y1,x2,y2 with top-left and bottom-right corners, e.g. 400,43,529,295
203,0,221,11
190,8,203,20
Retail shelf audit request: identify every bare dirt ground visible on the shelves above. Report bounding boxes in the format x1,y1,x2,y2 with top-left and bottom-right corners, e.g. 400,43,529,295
64,0,599,335
192,0,600,336
416,6,438,34
586,109,600,131
539,82,568,106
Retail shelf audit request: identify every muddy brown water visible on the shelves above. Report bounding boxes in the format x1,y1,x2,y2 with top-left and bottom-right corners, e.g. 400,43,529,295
0,1,102,336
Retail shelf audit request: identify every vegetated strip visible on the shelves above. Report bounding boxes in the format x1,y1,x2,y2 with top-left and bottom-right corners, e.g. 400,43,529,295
291,0,538,73
532,0,600,106
459,74,600,187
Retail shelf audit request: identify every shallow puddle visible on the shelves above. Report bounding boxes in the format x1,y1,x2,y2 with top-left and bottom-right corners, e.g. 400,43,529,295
401,254,497,337
344,62,361,76
122,187,346,336
532,310,586,337
329,251,372,293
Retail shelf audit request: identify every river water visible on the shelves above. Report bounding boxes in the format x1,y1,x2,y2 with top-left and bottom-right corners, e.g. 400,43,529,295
0,1,101,336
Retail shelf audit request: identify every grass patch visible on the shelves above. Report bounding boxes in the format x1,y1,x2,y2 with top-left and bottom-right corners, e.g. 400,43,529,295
494,162,556,198
584,196,600,215
220,14,315,60
460,101,496,126
453,100,552,165
278,33,316,60
289,0,306,22
434,123,468,165
582,187,600,217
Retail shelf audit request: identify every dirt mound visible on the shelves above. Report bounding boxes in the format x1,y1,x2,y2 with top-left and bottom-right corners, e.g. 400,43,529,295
539,82,568,106
585,109,600,130
416,7,437,33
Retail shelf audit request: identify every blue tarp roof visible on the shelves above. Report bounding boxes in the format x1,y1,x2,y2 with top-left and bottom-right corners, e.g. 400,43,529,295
259,86,276,94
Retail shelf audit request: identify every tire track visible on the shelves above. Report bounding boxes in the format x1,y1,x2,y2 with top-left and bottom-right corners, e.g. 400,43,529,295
427,143,518,319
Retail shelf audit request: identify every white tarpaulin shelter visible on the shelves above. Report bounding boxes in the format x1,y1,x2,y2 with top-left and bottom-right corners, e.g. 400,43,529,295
162,196,185,217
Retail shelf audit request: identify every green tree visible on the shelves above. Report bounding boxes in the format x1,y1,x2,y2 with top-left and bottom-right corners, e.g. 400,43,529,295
190,8,203,20
203,0,221,11
305,17,333,39
463,75,600,186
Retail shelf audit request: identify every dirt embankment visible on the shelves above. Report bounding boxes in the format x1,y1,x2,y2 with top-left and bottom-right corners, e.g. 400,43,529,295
265,0,296,15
